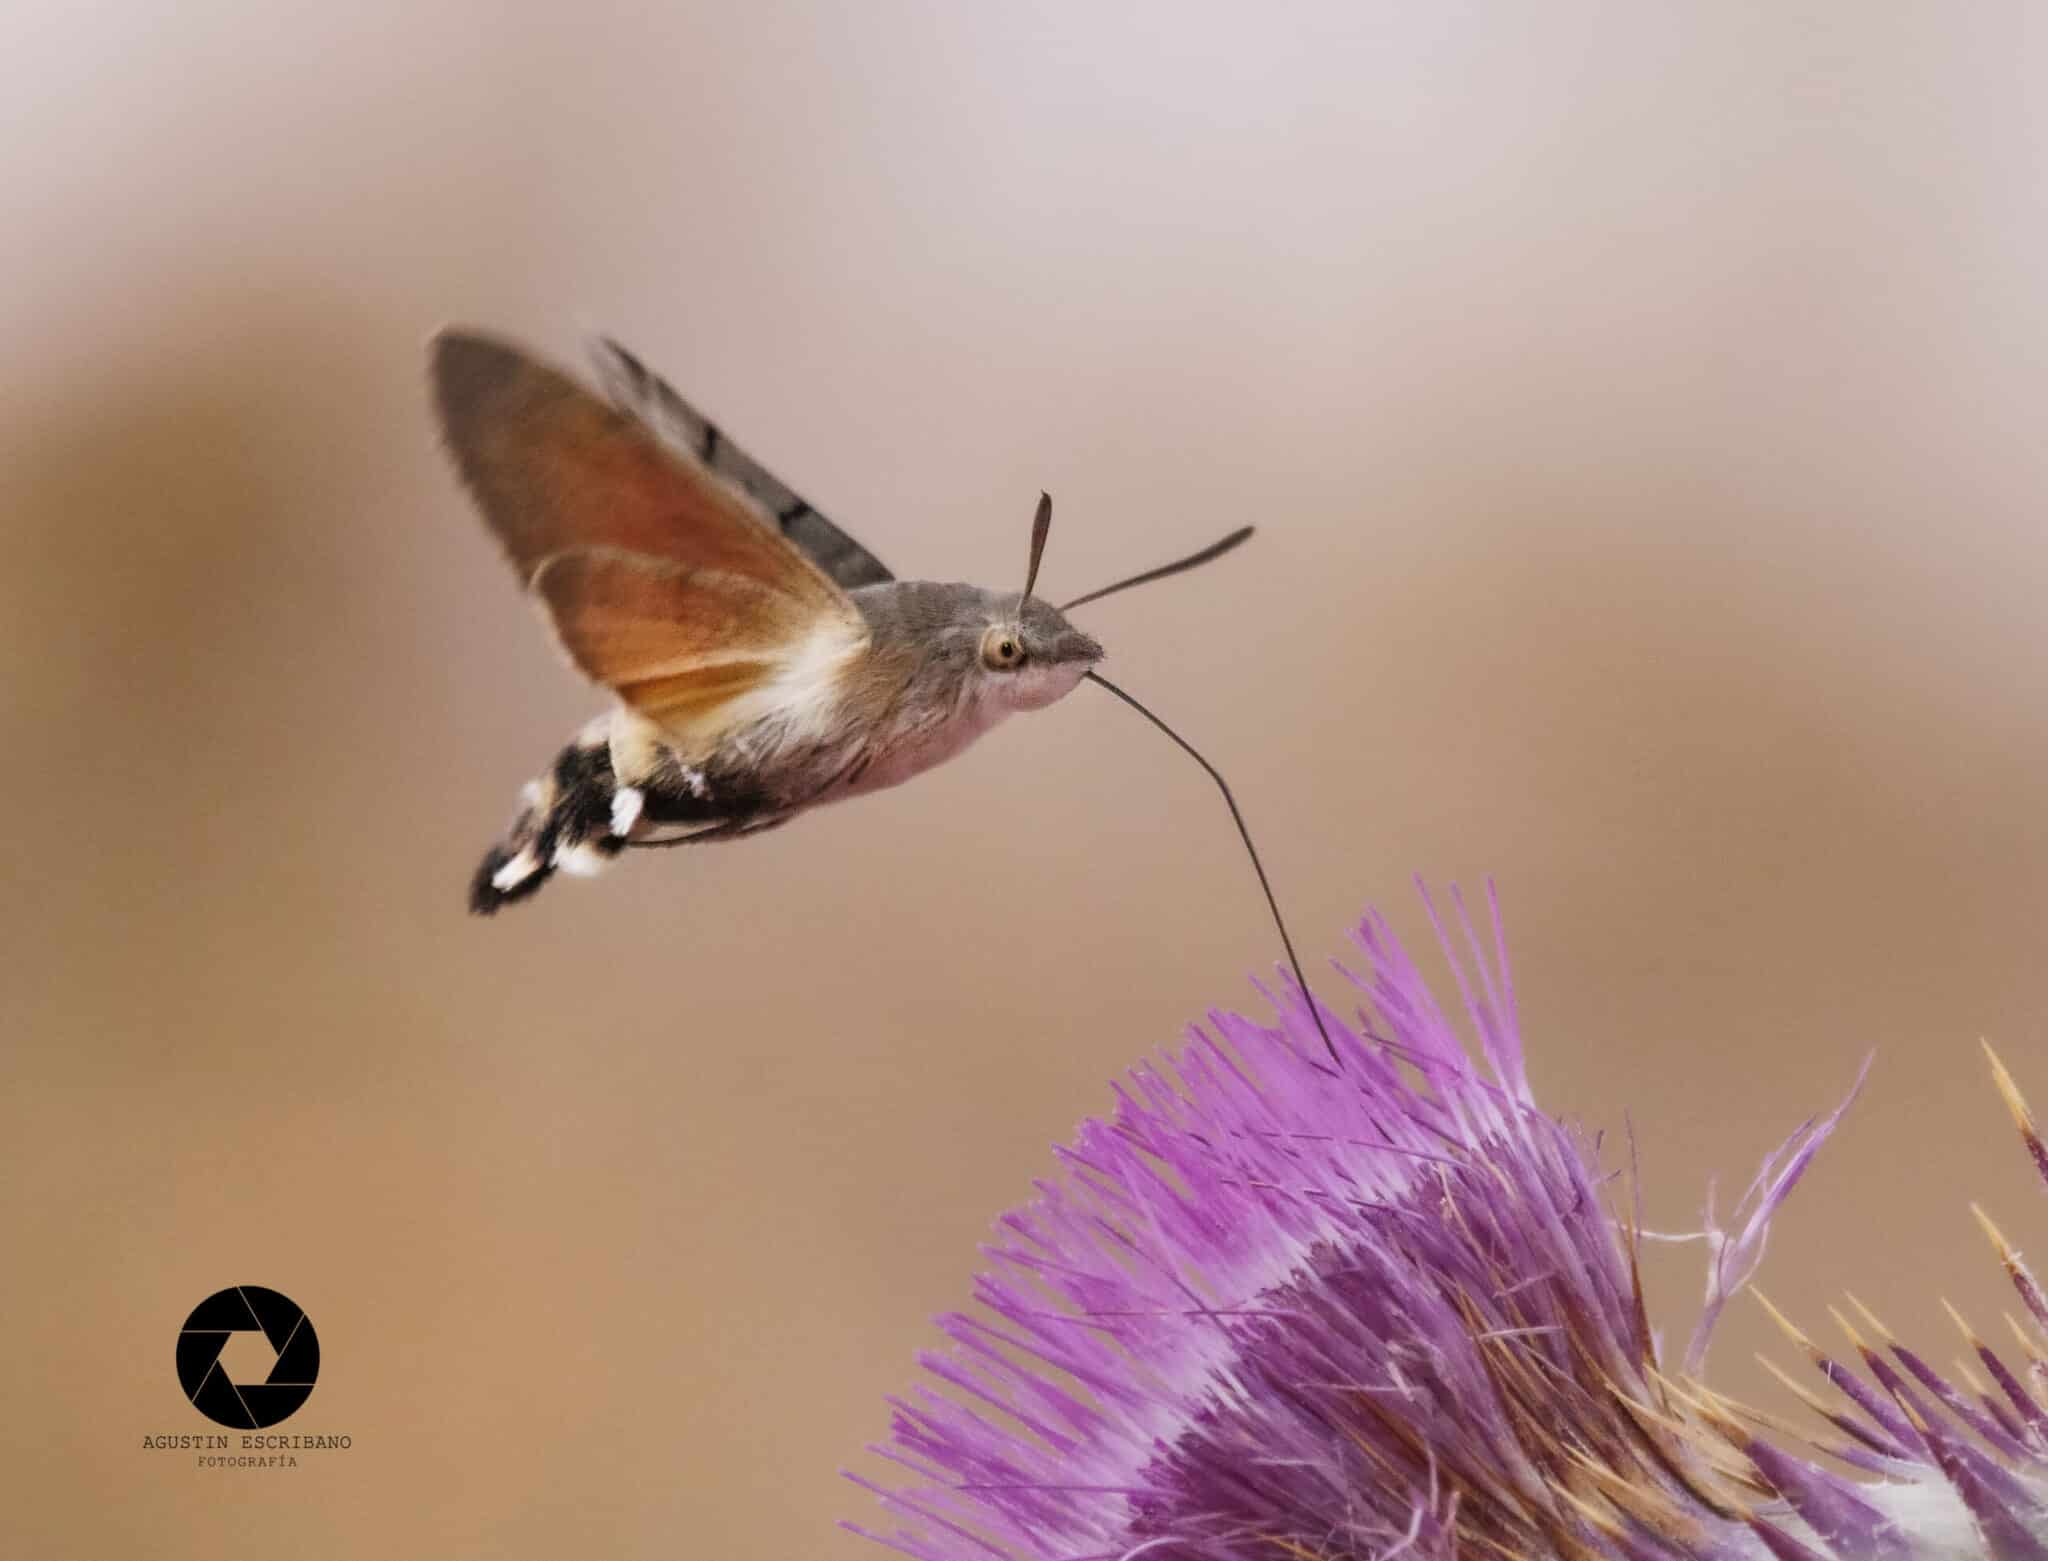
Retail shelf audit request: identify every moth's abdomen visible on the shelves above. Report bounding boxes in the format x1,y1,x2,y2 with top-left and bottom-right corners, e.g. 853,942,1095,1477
467,716,779,915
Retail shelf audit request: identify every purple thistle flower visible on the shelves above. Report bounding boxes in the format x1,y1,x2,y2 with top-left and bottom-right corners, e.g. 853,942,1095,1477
848,887,2048,1560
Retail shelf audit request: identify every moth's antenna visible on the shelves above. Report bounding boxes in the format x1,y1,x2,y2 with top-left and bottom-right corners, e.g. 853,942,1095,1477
1019,491,1053,610
1084,671,1338,1065
1060,526,1255,612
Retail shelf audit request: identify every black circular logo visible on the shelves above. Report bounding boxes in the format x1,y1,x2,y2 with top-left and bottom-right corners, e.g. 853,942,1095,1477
176,1286,319,1428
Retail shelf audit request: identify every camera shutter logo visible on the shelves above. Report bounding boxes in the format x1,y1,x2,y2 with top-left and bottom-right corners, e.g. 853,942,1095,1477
176,1287,320,1429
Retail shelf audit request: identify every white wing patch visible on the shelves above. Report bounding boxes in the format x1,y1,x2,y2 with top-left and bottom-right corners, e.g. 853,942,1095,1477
685,618,866,758
610,786,645,837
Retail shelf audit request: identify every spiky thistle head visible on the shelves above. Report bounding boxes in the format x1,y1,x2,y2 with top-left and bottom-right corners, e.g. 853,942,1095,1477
847,887,2048,1560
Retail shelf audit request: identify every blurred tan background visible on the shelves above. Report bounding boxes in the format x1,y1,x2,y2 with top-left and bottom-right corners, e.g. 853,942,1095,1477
4,2,2045,1555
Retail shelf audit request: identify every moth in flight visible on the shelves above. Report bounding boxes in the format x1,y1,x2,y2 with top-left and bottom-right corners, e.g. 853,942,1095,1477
432,331,1335,1054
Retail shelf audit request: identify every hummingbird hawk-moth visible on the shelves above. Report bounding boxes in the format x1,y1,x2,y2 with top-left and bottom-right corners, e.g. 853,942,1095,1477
431,330,1335,1054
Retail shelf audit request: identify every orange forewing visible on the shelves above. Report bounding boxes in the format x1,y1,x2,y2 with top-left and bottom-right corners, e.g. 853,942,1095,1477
432,331,862,730
432,331,844,605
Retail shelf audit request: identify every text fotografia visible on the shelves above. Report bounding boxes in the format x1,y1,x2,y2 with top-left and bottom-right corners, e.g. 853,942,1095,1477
141,1432,352,1469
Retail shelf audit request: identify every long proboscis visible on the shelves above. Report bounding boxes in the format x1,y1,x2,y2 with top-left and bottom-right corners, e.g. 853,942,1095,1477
1059,526,1255,613
1084,671,1338,1065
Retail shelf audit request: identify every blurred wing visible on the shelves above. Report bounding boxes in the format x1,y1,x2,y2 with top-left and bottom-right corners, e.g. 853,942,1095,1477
589,335,896,590
431,330,866,731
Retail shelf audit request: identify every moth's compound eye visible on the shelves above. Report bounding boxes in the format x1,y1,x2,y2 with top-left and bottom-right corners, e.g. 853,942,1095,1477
980,626,1025,671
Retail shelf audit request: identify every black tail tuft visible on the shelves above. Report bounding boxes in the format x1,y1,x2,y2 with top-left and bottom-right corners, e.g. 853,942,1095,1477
469,845,553,916
467,725,627,917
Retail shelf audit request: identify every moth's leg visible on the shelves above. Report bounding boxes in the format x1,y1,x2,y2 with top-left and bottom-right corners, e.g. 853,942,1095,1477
625,812,795,850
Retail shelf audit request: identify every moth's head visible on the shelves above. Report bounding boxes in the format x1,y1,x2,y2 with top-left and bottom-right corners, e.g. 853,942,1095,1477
973,594,1104,711
953,491,1100,712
